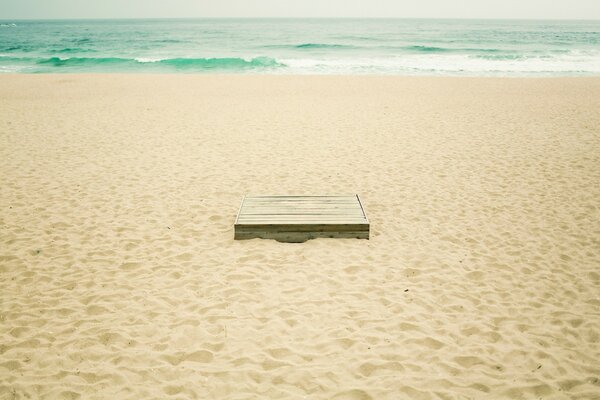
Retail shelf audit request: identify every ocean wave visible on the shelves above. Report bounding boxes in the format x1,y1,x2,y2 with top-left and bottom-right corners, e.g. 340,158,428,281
474,54,526,61
2,51,599,75
0,23,17,28
2,46,23,52
0,56,31,61
403,45,450,53
54,48,97,54
72,38,92,44
32,56,284,70
280,53,600,75
334,35,385,42
295,43,355,49
401,45,507,54
153,39,186,43
260,43,356,50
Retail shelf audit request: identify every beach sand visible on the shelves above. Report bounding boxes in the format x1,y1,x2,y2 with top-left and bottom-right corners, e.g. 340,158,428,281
1,75,599,399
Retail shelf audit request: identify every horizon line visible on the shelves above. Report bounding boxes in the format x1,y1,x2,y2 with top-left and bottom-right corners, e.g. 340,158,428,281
2,16,600,22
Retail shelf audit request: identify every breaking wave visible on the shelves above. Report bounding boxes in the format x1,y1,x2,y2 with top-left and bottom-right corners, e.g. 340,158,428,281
30,56,285,71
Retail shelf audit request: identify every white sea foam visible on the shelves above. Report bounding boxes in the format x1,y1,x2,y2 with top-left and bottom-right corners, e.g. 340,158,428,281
280,51,600,75
134,57,166,63
0,65,24,72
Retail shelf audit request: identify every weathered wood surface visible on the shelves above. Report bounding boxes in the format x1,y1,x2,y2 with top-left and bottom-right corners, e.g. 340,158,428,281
234,195,369,242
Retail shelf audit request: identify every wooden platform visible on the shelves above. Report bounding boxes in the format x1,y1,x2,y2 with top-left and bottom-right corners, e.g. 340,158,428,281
234,195,369,242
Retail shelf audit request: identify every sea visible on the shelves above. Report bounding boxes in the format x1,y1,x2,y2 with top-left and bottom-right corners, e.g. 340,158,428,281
0,18,599,75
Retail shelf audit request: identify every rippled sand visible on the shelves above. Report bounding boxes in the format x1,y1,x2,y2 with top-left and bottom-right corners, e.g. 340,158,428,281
1,75,599,399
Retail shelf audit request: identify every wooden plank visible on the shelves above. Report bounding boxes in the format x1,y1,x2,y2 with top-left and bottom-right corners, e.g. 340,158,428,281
243,202,359,205
239,217,366,220
242,203,360,207
241,205,362,208
239,214,366,217
241,212,361,215
238,220,367,223
243,198,356,201
235,224,368,232
254,209,358,212
234,194,369,242
239,211,365,214
242,208,359,210
234,195,246,225
241,214,363,217
240,217,366,220
245,195,356,199
243,200,357,203
235,222,368,227
234,231,369,242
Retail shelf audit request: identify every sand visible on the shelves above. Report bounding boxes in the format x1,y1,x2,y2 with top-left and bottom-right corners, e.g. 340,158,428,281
1,74,599,399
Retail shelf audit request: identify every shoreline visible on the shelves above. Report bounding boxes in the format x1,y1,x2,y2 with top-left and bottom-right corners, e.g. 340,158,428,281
3,72,600,77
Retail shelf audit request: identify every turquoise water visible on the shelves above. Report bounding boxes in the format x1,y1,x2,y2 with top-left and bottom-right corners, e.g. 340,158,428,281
1,18,599,75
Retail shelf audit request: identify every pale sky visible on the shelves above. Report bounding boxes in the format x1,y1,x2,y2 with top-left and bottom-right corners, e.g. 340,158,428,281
1,0,600,20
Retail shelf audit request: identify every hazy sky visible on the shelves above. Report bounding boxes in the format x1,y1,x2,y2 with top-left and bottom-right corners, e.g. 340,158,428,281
1,0,600,20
